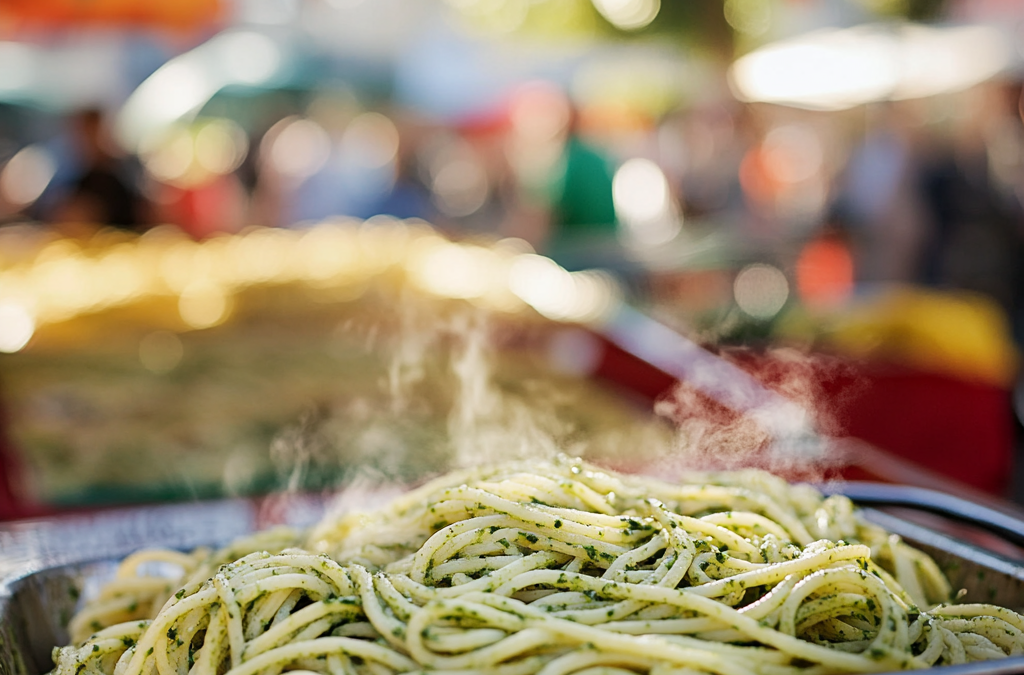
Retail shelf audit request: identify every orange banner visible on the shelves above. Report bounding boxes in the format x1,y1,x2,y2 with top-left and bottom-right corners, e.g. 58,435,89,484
0,0,222,32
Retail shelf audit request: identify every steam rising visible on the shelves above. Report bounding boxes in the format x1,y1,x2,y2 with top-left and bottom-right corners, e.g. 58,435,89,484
266,293,855,528
653,346,859,482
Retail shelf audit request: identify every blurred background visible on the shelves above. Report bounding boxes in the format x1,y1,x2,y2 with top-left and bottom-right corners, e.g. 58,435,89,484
1,0,1023,519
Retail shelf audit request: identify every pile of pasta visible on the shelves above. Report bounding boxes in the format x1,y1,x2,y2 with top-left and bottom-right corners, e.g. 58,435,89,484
54,459,1024,675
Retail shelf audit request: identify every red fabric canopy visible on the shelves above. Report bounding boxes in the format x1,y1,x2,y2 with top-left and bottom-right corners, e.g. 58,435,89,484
0,0,222,32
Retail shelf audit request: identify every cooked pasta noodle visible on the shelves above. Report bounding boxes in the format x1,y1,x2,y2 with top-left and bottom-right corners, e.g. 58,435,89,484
53,458,1024,675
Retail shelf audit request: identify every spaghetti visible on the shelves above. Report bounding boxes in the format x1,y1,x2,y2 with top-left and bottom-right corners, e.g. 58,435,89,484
54,459,1024,675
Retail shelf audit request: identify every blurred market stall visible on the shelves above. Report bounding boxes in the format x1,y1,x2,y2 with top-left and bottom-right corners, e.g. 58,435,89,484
0,0,1023,518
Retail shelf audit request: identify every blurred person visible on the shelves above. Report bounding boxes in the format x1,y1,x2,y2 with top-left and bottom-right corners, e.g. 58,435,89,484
372,114,435,221
660,102,746,223
828,102,928,285
504,82,618,266
916,82,1024,330
47,108,150,234
139,118,250,239
420,118,513,236
151,171,248,240
256,98,434,228
553,118,617,239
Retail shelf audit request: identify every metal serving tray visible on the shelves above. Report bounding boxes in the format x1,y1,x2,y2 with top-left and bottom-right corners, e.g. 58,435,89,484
2,486,1024,675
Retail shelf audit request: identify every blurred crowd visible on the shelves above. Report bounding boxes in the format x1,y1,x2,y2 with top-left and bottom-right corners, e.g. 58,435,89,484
3,73,1024,346
0,84,626,250
5,0,1024,511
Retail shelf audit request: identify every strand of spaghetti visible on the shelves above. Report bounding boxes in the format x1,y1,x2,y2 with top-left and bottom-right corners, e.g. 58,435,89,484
406,599,750,675
602,617,736,635
151,616,178,675
533,650,657,675
242,600,362,659
886,536,927,609
654,486,814,546
644,501,698,590
233,555,355,596
780,568,911,655
422,625,507,653
404,610,541,669
601,531,667,582
98,578,178,600
472,601,775,675
686,545,871,597
935,617,1024,655
429,552,569,599
191,605,227,675
213,574,245,670
69,597,146,644
939,624,968,663
932,604,1024,632
244,589,288,639
115,550,201,578
437,487,640,544
793,592,874,632
432,555,525,579
225,637,416,675
233,574,334,605
737,574,802,621
644,504,758,558
118,588,219,675
959,632,1006,660
418,655,554,675
416,514,629,581
349,564,408,652
484,572,918,671
698,512,793,543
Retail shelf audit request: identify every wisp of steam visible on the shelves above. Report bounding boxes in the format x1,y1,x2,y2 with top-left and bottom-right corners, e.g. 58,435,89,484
268,293,857,529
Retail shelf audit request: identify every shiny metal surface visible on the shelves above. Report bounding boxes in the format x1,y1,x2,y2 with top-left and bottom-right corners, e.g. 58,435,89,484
0,500,259,675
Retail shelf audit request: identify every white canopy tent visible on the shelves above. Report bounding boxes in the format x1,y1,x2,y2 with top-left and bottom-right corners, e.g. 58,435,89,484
729,22,1016,111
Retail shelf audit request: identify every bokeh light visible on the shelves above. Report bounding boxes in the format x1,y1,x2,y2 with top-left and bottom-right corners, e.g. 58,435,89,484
724,0,771,37
509,254,620,323
796,238,855,309
591,0,660,31
95,245,147,306
730,31,896,111
612,158,680,247
117,60,216,151
509,82,571,143
733,263,790,320
142,126,196,184
0,42,36,92
427,138,490,218
894,25,1010,101
409,240,502,300
433,158,489,217
342,112,400,170
194,119,249,176
0,145,57,207
140,119,247,188
730,24,1011,111
139,331,185,373
509,254,577,321
761,124,823,185
0,302,34,353
266,117,332,180
216,31,282,85
178,281,232,329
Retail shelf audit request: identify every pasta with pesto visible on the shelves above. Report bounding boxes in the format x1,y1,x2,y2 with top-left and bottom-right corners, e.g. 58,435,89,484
53,458,1024,675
